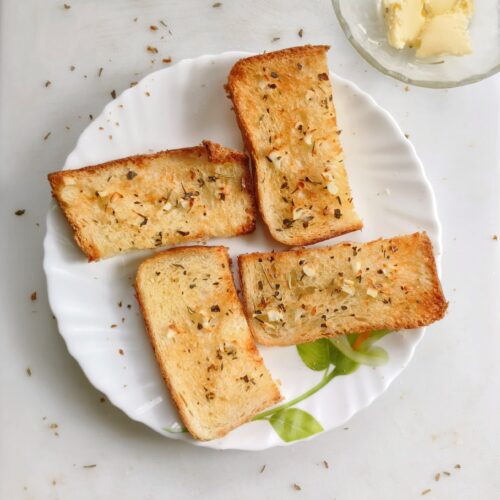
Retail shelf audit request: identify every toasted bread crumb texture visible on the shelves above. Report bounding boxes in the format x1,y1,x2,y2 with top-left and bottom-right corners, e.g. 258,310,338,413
48,142,255,260
227,45,362,246
135,246,282,440
239,232,447,346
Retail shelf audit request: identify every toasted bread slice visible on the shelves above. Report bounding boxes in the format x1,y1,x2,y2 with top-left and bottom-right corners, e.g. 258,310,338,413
135,246,282,440
239,232,447,346
226,45,362,246
48,141,256,261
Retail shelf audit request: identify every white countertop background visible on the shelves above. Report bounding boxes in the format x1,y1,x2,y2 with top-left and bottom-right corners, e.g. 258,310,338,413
1,1,499,499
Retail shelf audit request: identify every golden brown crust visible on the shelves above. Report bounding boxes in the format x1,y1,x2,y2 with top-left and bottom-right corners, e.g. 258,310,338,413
238,232,448,346
48,142,256,261
226,45,363,247
135,246,281,440
202,140,247,164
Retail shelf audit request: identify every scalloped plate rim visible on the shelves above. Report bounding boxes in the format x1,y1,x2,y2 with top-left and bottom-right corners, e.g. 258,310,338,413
43,51,442,451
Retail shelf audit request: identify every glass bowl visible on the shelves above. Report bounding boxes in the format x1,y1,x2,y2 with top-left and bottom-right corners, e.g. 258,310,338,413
332,0,500,88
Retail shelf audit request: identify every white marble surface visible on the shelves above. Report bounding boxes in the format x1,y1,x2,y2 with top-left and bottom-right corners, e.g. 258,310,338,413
0,1,499,499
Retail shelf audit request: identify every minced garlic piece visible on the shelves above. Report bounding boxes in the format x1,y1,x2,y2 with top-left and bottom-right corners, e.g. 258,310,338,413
326,181,338,196
302,264,316,277
352,260,362,273
341,279,356,296
268,150,284,169
304,134,313,146
266,309,284,322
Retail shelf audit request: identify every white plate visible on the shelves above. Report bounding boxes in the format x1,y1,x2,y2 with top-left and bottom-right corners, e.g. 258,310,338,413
43,51,441,450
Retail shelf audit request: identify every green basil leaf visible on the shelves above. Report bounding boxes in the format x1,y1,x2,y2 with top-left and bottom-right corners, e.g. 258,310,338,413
270,408,324,442
296,338,332,371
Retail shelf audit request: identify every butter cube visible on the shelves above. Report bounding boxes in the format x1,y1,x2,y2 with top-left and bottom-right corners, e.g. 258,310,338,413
416,12,472,57
384,0,425,49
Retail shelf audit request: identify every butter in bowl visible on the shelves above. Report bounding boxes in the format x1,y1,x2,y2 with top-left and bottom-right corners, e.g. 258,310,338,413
384,0,474,58
332,0,500,87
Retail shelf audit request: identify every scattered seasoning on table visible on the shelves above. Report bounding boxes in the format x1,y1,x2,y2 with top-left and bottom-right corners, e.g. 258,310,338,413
150,25,158,31
434,473,440,481
454,464,461,469
118,301,122,307
298,28,304,38
110,324,117,329
260,464,266,473
130,81,138,87
292,483,301,491
405,133,410,139
145,91,151,97
147,45,159,54
45,80,51,87
118,348,124,355
213,2,222,7
110,89,116,99
404,86,410,92
30,292,37,301
493,235,498,241
43,132,51,141
108,135,113,140
162,57,172,64
26,367,32,377
133,17,138,22
100,396,106,403
83,464,97,468
98,67,103,77
89,114,93,120
272,37,281,42
70,65,75,71
63,3,71,9
50,423,58,429
443,471,451,476
15,209,25,216
323,460,329,469
421,489,431,496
